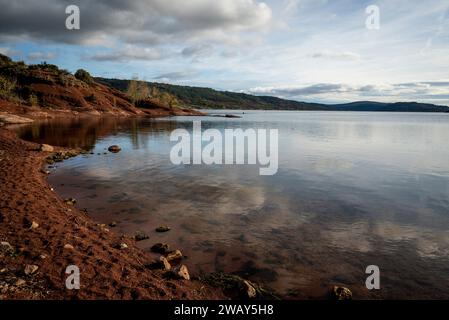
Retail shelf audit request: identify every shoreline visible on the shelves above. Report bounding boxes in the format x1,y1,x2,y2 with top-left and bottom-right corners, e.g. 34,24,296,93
0,127,226,300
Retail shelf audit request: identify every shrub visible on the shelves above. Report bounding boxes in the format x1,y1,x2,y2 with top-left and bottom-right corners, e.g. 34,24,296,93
74,69,93,84
29,62,60,73
0,75,17,100
0,53,13,66
28,94,38,106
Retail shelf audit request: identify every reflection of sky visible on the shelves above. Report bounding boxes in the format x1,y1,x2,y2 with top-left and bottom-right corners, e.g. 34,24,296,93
41,111,449,295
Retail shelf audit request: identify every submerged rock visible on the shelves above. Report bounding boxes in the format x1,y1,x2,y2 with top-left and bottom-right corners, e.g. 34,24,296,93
203,272,279,300
156,226,171,233
108,145,121,153
151,243,171,254
134,231,150,242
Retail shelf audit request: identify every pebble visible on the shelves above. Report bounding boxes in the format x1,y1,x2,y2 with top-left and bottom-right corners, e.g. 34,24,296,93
15,279,26,287
156,226,171,233
63,244,74,250
159,257,171,271
173,265,190,280
0,241,14,252
108,145,122,153
151,243,171,254
243,280,257,298
30,221,39,230
165,250,183,262
24,264,39,275
120,243,128,250
39,144,54,152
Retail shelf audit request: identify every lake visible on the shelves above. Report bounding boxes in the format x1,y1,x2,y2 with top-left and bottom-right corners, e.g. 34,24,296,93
16,111,449,299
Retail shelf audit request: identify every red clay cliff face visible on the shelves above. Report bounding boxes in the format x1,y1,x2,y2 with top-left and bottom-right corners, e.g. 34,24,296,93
0,54,203,121
0,128,223,299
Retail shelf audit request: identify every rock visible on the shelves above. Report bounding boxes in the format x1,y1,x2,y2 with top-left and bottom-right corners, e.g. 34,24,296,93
64,198,76,205
151,243,171,254
173,265,190,280
332,286,352,300
0,241,14,253
145,257,171,271
30,221,39,230
39,254,48,259
134,231,149,242
165,249,183,262
39,144,54,152
108,145,122,153
243,280,257,298
159,257,172,271
0,113,33,124
156,226,171,233
119,243,128,250
15,279,26,287
63,244,74,250
24,264,39,275
108,221,117,227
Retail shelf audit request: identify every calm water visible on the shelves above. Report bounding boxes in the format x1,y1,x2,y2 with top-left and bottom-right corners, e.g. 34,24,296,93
16,111,449,299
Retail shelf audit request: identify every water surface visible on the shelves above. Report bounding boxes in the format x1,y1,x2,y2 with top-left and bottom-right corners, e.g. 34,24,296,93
17,111,449,299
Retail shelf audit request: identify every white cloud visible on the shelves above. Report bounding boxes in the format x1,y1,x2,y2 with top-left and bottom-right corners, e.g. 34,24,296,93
309,50,361,61
27,52,56,61
89,46,164,62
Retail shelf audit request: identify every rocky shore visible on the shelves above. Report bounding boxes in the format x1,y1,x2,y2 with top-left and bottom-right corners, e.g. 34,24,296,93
0,128,226,299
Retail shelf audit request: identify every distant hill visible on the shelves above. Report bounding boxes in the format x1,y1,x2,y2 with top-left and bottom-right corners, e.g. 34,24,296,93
97,78,449,112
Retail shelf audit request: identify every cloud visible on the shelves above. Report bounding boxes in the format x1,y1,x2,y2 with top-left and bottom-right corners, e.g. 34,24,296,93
182,44,214,59
248,81,449,103
309,50,361,61
89,47,164,62
0,0,272,47
153,71,196,81
27,52,57,61
249,83,346,96
0,47,22,57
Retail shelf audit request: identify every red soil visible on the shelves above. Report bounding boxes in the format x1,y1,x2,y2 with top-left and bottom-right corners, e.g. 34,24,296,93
0,128,224,300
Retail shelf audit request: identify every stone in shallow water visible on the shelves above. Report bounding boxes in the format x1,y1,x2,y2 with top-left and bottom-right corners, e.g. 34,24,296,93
151,243,171,254
156,226,171,233
108,145,121,153
165,250,183,262
134,231,149,242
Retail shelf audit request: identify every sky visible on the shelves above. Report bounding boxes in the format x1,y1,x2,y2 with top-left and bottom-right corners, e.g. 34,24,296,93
1,0,449,105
